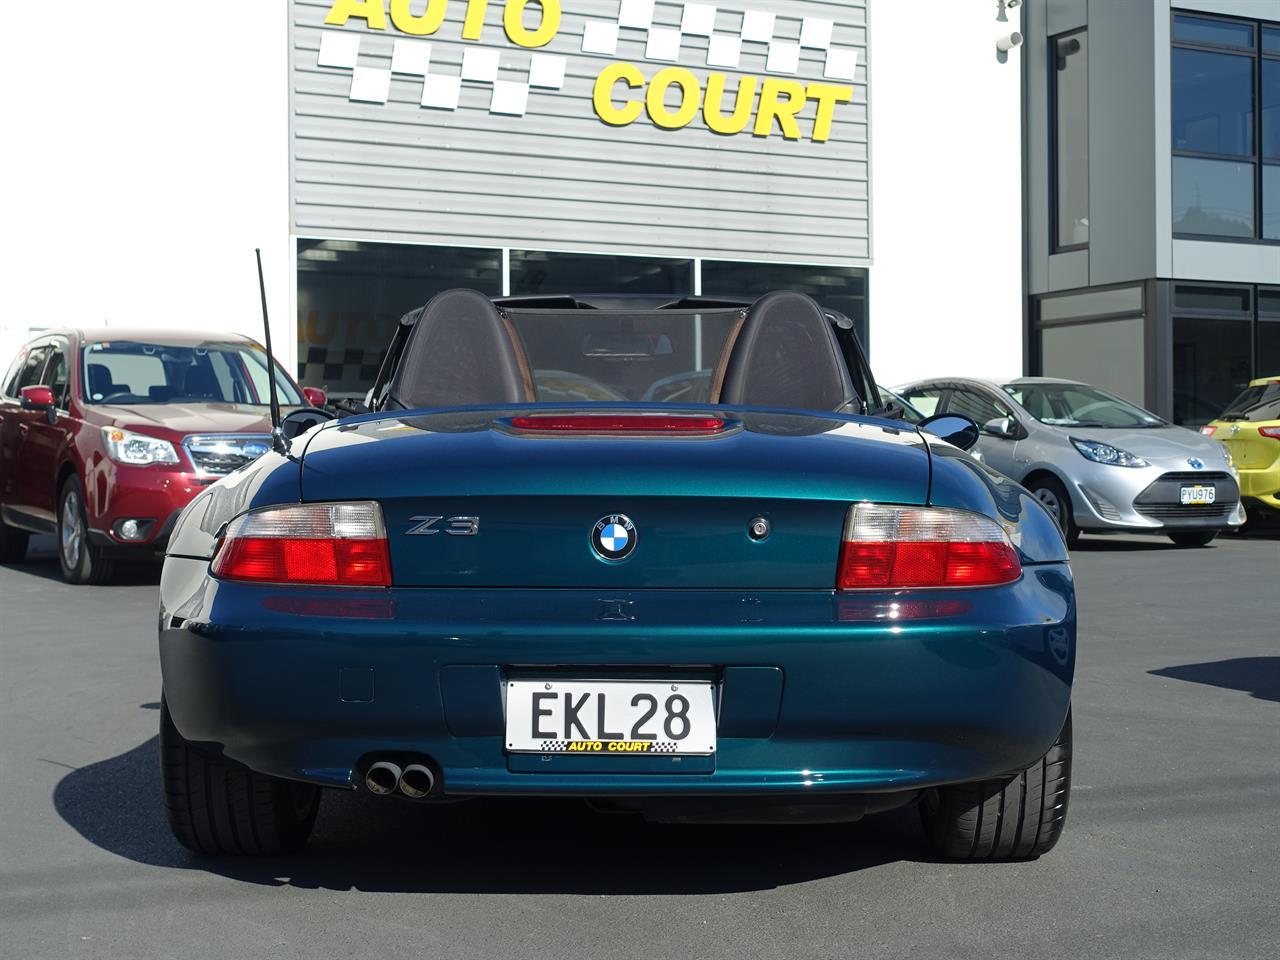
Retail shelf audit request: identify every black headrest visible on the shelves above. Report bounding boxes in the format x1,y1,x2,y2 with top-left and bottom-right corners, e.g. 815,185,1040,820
715,292,856,412
388,289,535,410
87,363,114,394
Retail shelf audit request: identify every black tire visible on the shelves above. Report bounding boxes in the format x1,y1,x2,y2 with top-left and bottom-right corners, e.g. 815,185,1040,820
160,697,320,856
57,476,116,585
1026,476,1079,547
921,710,1072,861
0,518,28,563
1168,531,1217,548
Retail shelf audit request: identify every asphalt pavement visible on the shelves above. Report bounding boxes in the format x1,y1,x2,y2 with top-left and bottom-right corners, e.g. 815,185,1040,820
1,531,1277,960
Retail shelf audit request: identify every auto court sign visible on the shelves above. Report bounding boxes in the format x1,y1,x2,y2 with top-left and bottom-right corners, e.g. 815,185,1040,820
317,0,860,142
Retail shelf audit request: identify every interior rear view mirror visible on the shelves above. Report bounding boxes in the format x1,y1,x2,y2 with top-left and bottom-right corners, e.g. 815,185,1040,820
582,332,673,361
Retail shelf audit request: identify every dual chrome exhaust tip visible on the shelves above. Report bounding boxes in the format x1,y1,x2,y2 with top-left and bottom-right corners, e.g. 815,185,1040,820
364,760,437,800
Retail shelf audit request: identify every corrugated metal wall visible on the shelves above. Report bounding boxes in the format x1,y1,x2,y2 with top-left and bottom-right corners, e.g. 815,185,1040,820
290,0,869,265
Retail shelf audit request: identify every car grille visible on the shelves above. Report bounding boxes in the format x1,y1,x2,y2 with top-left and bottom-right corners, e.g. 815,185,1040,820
1132,471,1238,524
185,435,273,476
1135,503,1235,521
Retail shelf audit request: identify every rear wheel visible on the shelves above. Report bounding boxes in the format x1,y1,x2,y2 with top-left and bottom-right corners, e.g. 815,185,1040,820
1027,476,1079,547
1168,531,1217,548
921,710,1072,861
57,476,116,585
0,516,28,563
160,697,320,856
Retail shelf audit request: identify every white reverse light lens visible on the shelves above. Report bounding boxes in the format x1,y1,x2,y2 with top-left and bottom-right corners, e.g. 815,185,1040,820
1070,438,1148,468
101,427,179,466
223,502,385,541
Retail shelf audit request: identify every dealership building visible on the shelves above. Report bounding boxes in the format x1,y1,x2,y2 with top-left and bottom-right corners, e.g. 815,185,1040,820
4,0,1277,424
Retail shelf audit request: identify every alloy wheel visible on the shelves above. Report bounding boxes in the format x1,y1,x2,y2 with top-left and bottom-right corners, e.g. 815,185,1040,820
61,492,83,571
1034,488,1063,525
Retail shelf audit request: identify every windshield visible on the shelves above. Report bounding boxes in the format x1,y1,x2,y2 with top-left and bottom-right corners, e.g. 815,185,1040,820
82,341,302,406
1218,382,1280,422
1003,382,1164,428
877,386,925,424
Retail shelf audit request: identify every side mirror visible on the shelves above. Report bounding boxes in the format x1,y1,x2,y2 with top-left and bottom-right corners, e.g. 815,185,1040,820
20,385,56,410
302,386,328,408
983,416,1017,439
919,413,981,452
279,407,336,441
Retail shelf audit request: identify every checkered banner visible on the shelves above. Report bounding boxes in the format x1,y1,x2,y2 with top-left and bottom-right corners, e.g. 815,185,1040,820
317,1,859,116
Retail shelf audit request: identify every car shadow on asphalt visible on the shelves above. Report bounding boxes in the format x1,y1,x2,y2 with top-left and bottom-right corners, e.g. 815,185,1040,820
52,736,942,893
1150,658,1280,704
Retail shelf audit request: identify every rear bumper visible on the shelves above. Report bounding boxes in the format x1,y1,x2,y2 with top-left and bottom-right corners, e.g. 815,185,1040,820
158,560,1076,796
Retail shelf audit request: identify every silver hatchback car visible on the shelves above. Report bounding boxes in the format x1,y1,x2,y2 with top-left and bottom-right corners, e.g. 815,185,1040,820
894,377,1245,547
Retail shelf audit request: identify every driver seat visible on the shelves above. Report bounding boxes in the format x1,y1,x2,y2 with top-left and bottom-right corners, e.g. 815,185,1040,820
388,289,536,410
712,291,857,412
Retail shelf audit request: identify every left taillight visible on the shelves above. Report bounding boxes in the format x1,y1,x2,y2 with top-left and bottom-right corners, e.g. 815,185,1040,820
211,502,392,587
837,503,1021,590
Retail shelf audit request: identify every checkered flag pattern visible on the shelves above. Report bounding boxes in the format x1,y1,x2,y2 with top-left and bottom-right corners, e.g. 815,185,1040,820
297,346,384,387
581,2,859,82
650,742,680,754
318,31,568,117
539,741,571,752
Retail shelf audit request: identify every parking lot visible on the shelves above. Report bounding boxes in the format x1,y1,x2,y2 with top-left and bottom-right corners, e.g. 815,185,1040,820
1,532,1277,960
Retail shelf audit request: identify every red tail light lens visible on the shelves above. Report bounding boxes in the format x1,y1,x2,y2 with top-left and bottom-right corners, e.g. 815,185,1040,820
837,504,1021,590
1258,426,1280,440
1199,425,1217,437
510,415,726,433
212,502,392,587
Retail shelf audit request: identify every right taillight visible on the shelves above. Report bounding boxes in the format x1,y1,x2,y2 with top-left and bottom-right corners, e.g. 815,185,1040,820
212,502,392,587
1258,426,1280,440
837,503,1021,590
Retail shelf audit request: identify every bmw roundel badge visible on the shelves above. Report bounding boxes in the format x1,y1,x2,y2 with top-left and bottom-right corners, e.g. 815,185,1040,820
592,514,637,562
1187,458,1204,470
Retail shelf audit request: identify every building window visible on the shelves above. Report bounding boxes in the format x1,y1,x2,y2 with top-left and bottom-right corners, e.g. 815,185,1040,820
1170,283,1277,426
1171,12,1280,242
1051,30,1089,252
700,261,870,352
508,251,693,297
296,240,502,397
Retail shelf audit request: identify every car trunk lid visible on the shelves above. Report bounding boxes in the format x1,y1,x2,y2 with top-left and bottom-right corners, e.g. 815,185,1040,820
300,409,930,589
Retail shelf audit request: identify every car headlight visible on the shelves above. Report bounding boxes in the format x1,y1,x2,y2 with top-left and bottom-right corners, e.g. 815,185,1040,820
1070,438,1148,468
101,427,179,466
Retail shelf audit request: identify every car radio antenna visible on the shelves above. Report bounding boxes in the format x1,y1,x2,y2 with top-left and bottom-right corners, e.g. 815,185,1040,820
255,248,289,456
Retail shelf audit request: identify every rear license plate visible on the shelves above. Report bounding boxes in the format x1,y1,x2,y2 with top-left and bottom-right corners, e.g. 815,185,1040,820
1180,484,1216,505
505,680,716,756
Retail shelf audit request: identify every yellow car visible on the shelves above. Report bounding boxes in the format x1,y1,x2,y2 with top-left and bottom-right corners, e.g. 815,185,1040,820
1203,376,1280,521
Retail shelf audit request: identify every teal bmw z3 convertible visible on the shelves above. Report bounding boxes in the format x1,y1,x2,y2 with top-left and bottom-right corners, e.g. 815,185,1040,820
157,290,1074,860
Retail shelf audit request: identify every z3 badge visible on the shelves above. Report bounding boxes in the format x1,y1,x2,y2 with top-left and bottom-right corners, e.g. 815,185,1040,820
406,516,480,537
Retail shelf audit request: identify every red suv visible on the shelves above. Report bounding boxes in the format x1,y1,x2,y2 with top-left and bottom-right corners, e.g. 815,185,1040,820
0,329,323,584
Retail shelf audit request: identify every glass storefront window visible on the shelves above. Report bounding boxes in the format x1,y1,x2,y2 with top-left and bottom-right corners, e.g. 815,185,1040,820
1052,31,1089,250
1172,316,1253,425
509,251,693,296
1172,157,1255,237
297,240,501,397
700,260,869,348
1260,320,1280,376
